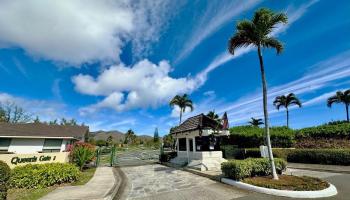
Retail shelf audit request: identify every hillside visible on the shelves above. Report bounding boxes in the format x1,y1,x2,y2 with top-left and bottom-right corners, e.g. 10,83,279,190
90,130,153,143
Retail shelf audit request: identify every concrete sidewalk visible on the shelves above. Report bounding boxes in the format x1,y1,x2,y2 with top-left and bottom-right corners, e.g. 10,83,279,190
288,162,350,174
40,167,119,200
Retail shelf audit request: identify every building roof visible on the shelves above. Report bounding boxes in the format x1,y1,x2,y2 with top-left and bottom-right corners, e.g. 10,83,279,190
170,114,223,134
0,123,89,139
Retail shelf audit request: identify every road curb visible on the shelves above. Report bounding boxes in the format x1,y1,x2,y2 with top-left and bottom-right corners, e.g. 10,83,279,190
221,178,338,198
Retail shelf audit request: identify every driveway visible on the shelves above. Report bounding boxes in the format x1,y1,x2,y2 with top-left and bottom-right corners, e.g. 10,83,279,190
120,164,350,200
120,164,249,200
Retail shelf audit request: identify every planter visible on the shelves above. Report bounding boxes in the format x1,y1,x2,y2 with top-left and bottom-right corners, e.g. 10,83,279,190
221,178,337,198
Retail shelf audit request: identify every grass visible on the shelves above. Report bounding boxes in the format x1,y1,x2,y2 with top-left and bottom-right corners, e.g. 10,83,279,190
243,175,329,191
7,167,96,200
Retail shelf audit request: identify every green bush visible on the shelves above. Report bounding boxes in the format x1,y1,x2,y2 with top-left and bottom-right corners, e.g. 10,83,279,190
221,158,287,180
287,149,350,165
70,142,96,170
229,126,295,148
9,163,80,189
296,123,350,139
0,161,10,200
159,152,177,162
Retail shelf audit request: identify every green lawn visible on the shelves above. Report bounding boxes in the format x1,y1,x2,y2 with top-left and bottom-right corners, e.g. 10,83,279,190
7,167,96,200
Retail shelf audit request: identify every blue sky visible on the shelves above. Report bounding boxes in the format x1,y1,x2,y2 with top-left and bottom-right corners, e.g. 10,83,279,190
0,0,349,136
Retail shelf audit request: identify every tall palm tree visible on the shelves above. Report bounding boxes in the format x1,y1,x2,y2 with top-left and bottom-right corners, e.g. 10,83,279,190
228,8,287,180
273,93,302,128
206,110,221,123
169,94,194,124
249,117,264,127
327,89,350,122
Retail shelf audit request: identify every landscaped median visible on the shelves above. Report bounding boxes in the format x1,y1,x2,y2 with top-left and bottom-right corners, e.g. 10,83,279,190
220,158,338,198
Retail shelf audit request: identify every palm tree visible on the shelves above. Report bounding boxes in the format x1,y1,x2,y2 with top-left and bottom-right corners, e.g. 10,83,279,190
249,117,264,127
327,89,350,122
169,94,194,124
206,110,221,123
228,8,287,180
273,93,302,128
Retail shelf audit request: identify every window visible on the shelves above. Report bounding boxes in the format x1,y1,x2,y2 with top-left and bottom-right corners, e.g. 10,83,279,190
42,139,62,152
0,138,11,152
178,138,186,151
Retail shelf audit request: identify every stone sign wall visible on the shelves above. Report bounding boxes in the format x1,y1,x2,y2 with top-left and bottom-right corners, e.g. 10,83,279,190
0,152,69,168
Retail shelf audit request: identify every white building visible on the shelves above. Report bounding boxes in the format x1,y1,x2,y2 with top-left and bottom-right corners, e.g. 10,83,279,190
0,123,88,154
170,114,229,171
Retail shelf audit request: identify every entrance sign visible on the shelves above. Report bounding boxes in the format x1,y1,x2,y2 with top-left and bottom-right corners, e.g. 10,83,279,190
0,152,69,168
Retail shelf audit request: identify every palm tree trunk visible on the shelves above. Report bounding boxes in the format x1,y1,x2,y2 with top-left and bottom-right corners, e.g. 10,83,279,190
286,107,289,128
346,104,349,122
258,45,279,180
179,109,183,125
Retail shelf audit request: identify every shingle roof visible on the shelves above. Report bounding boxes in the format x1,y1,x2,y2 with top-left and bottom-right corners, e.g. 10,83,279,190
170,114,222,134
0,123,88,139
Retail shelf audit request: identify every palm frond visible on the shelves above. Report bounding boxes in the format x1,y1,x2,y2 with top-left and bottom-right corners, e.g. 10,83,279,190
262,37,284,54
228,32,253,55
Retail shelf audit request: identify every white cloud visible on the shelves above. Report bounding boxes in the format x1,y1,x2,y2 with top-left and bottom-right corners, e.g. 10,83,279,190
74,59,197,113
0,0,175,65
175,0,261,63
0,92,66,121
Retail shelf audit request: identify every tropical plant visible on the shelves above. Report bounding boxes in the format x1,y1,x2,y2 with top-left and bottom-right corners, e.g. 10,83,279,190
169,94,193,124
273,93,302,127
206,110,221,123
70,142,95,170
327,89,350,122
249,117,264,127
228,8,288,179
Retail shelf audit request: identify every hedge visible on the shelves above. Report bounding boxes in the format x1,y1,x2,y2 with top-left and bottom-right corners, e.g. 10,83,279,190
9,163,80,189
229,126,295,148
0,161,10,200
287,149,350,165
221,158,287,180
240,148,350,166
296,123,350,139
159,152,177,162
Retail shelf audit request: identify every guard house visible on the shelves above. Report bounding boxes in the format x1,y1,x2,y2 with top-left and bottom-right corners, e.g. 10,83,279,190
170,113,229,171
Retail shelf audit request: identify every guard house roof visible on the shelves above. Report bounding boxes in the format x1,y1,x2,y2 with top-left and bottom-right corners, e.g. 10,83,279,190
0,123,88,139
170,114,222,134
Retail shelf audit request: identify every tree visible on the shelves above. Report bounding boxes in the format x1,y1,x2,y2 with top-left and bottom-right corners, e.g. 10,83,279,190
154,127,159,143
206,110,221,123
33,116,41,123
169,94,193,124
60,118,77,126
106,135,113,146
163,133,175,149
273,93,302,127
249,117,264,127
48,119,58,125
228,8,287,180
0,102,32,123
124,129,136,144
327,89,350,122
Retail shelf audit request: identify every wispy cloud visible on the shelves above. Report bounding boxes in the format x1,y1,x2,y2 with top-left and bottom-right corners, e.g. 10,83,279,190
175,0,261,63
194,0,319,86
216,50,350,124
13,57,28,78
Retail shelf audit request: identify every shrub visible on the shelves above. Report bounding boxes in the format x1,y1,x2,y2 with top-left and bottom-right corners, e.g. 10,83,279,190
159,152,177,162
229,126,295,148
9,163,80,189
296,123,350,139
70,142,96,170
221,158,287,180
0,161,10,200
287,149,350,165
